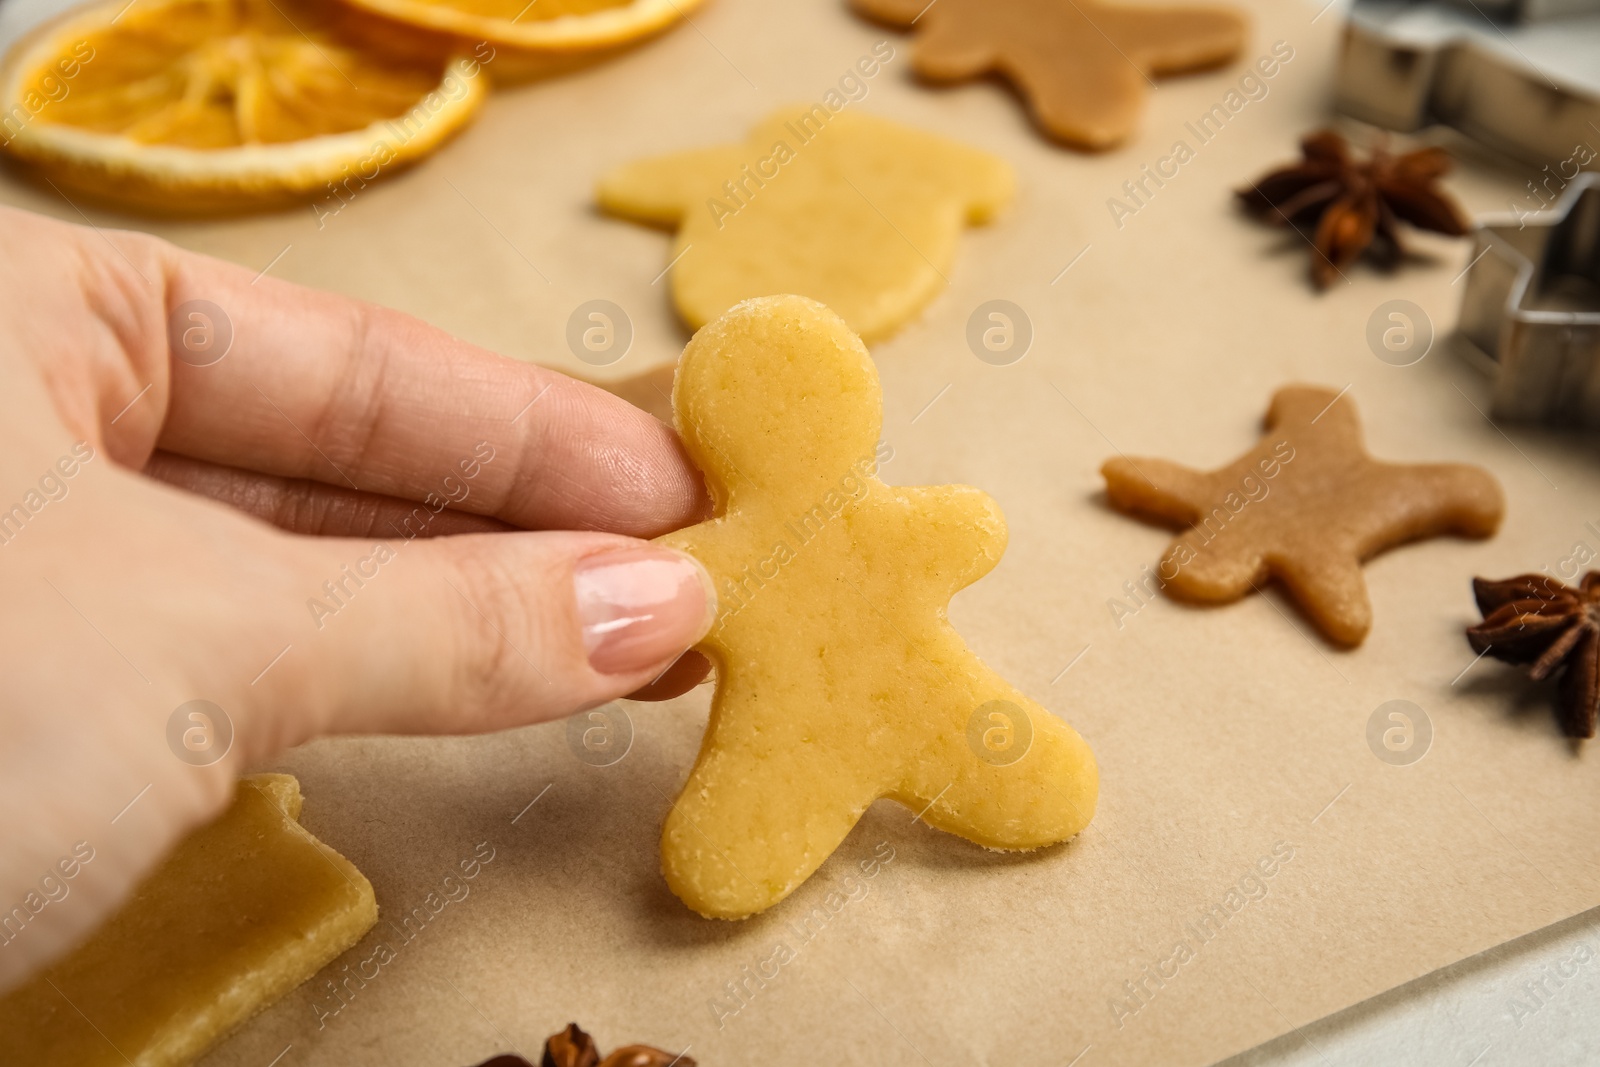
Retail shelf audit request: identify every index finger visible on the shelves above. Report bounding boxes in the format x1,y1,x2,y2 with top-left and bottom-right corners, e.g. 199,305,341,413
149,243,706,538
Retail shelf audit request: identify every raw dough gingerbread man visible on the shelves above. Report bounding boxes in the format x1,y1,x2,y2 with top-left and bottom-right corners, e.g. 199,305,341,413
598,108,1012,343
1102,385,1504,646
853,0,1248,149
657,296,1098,918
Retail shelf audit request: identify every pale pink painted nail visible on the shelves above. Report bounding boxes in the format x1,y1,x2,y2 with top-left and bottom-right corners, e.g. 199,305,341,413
573,547,715,675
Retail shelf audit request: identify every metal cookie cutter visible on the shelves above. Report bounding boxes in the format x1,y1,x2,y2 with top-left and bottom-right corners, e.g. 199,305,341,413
1335,0,1600,168
1457,172,1600,426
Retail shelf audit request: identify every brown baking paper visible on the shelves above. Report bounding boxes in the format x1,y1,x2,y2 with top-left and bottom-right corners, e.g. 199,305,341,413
5,0,1598,1063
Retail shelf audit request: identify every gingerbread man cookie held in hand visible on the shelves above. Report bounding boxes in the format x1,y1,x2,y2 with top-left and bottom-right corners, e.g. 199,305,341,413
853,0,1247,150
657,296,1098,919
598,109,1013,342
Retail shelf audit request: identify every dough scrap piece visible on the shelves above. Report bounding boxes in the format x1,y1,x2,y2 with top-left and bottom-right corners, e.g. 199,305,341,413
0,774,377,1067
656,295,1098,919
1102,385,1505,646
852,0,1248,150
597,108,1013,342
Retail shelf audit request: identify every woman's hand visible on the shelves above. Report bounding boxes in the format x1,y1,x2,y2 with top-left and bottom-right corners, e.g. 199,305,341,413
0,205,713,989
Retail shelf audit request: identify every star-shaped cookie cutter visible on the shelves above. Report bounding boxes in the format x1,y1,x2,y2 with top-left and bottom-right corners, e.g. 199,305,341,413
1457,172,1600,427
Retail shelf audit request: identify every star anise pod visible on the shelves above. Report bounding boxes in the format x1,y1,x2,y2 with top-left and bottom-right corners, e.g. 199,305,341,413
471,1023,692,1067
1236,129,1471,289
1466,572,1600,738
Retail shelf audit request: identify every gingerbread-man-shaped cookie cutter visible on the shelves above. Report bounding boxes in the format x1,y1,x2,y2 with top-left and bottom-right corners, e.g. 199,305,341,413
1457,172,1600,427
1335,0,1600,168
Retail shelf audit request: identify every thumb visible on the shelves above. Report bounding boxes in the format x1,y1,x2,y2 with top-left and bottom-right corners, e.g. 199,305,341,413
253,531,716,745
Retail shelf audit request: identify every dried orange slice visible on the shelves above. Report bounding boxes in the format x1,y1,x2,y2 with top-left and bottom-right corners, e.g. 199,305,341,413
335,0,708,54
0,0,488,213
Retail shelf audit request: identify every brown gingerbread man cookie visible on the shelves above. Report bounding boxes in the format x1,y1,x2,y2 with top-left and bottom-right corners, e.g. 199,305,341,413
852,0,1248,150
1102,385,1504,646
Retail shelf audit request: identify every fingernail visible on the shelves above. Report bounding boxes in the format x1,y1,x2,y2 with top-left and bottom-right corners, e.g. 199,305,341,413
574,547,716,675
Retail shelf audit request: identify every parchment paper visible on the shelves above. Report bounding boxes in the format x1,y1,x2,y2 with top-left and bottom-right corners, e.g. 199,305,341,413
5,0,1598,1063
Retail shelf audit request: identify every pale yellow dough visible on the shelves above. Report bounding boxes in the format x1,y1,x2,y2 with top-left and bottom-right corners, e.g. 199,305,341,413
598,108,1014,342
656,296,1098,919
0,775,377,1066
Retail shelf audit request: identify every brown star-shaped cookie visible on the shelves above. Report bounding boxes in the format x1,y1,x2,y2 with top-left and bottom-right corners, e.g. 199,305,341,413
1102,385,1504,646
852,0,1248,149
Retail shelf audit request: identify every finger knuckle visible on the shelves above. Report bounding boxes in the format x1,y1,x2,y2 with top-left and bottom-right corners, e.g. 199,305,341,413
441,541,555,716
